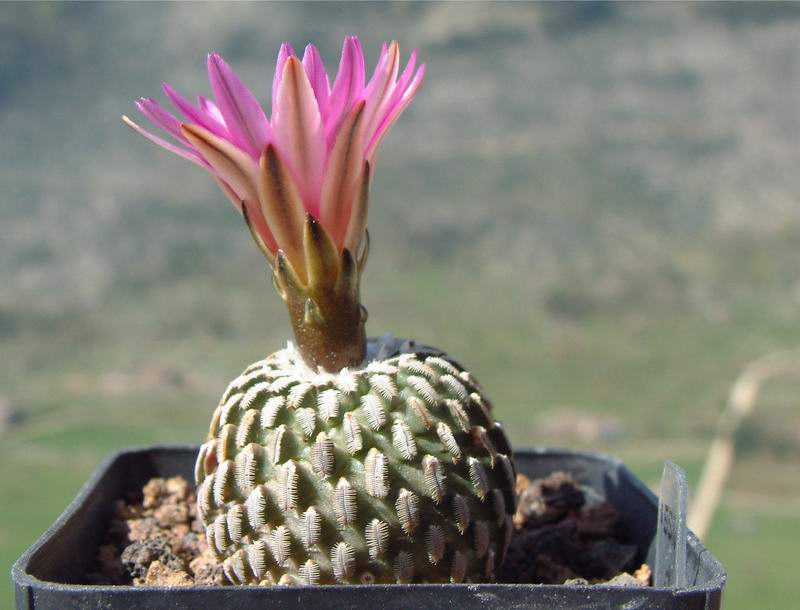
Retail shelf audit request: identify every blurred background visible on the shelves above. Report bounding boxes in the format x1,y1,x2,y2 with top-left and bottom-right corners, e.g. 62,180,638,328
2,2,800,607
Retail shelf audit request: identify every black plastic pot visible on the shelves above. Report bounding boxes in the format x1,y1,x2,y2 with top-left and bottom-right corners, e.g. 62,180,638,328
12,446,725,609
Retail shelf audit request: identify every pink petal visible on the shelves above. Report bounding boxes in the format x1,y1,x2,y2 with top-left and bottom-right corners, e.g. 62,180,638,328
378,49,417,125
197,95,226,126
302,43,330,123
272,42,296,116
366,62,425,163
136,98,189,144
182,123,279,253
361,41,400,146
326,36,365,147
181,124,259,211
272,57,326,217
320,101,366,249
207,53,270,159
122,115,207,168
162,83,229,139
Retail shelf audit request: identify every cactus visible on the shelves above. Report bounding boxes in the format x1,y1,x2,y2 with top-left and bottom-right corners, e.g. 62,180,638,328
194,339,516,584
127,36,516,585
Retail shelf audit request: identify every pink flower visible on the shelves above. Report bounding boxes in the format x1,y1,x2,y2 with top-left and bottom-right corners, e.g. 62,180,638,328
124,37,424,282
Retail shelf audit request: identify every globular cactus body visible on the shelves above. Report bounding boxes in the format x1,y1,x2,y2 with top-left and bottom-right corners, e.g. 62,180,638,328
195,340,516,585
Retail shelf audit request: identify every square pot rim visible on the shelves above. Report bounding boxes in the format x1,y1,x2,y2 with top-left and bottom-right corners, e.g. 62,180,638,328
12,444,726,598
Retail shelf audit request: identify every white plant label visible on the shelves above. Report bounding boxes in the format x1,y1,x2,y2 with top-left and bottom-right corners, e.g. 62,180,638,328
654,461,688,589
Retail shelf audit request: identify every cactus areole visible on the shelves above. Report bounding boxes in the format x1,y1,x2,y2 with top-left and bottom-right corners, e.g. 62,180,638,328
126,37,516,585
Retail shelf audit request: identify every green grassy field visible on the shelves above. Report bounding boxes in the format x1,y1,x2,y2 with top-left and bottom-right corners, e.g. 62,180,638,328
3,2,800,608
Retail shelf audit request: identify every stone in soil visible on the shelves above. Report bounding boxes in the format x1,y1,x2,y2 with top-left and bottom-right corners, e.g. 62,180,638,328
88,476,223,586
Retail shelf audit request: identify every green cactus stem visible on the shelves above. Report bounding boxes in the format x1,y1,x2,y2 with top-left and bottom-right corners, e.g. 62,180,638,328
195,338,517,585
